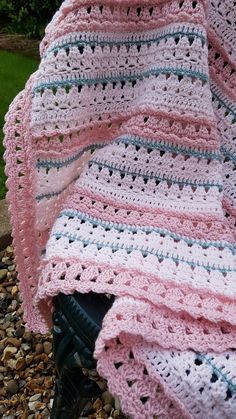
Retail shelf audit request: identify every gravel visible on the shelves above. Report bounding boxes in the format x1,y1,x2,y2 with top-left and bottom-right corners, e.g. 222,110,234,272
0,245,127,419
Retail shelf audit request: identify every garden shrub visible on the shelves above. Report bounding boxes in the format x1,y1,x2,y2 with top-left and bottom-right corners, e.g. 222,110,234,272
0,0,62,39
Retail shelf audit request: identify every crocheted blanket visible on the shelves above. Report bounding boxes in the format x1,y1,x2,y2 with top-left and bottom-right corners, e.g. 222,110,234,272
4,0,236,417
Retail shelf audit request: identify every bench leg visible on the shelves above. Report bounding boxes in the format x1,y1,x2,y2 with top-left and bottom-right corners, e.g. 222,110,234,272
50,292,114,418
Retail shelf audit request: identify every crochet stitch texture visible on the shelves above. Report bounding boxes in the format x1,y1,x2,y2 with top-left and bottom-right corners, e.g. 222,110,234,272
4,0,236,417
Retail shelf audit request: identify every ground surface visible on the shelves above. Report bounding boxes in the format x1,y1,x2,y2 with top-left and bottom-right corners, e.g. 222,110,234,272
0,246,126,419
0,47,38,199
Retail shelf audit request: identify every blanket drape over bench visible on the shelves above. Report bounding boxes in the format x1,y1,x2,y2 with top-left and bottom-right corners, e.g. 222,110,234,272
4,0,236,417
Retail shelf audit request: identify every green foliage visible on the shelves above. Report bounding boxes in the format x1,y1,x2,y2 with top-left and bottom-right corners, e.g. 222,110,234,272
0,0,62,39
0,50,38,199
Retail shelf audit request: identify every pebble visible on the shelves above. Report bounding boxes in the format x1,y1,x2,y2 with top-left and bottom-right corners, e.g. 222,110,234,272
6,327,15,337
104,404,113,413
102,391,114,406
3,345,17,360
6,379,19,394
114,397,121,411
6,337,21,348
0,246,127,419
44,376,53,389
21,343,31,352
93,398,103,411
43,341,52,355
15,357,26,371
11,285,18,295
29,393,41,402
0,387,6,396
15,325,25,337
9,299,18,311
0,269,8,280
35,343,44,355
28,401,39,411
22,331,32,342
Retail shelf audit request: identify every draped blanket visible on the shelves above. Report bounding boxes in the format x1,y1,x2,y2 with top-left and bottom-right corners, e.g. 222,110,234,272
4,0,236,417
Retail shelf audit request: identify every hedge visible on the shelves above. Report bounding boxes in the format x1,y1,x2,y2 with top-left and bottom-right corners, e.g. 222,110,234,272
0,0,62,39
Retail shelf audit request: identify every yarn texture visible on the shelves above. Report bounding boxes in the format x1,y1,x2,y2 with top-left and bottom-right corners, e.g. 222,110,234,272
4,0,236,417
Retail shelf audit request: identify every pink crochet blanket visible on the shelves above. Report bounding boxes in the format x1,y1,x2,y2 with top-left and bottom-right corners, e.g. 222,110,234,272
4,0,236,417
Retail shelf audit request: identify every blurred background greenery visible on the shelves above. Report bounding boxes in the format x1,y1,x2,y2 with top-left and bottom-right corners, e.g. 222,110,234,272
0,0,61,39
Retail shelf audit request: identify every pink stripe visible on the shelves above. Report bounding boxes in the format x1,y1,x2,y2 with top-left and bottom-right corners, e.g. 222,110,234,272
33,107,217,153
36,257,236,336
121,112,218,151
96,299,236,353
41,0,207,56
65,186,235,242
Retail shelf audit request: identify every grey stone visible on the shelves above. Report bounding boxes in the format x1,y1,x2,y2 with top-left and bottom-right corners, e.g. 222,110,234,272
102,390,114,406
6,379,18,394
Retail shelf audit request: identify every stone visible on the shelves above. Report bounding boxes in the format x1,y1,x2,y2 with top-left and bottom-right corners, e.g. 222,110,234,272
6,379,18,394
11,285,18,295
18,380,26,389
21,343,31,352
0,387,7,397
104,404,112,413
43,341,52,355
28,401,38,411
9,300,18,311
29,393,41,402
41,408,50,417
35,361,44,371
6,246,13,256
93,398,103,411
6,359,16,370
15,325,25,337
0,269,8,280
6,337,21,348
0,200,12,250
8,265,15,272
35,343,44,355
15,357,26,371
114,397,121,411
3,345,17,360
102,391,114,406
23,331,32,342
44,376,53,389
6,327,15,337
0,343,4,354
25,354,34,365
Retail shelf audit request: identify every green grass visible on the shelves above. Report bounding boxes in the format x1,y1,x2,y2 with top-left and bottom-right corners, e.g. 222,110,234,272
0,50,38,199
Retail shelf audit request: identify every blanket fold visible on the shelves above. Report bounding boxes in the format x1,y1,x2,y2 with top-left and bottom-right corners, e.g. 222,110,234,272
4,0,236,417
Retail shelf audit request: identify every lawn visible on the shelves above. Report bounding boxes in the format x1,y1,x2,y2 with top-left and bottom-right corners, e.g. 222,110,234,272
0,50,38,199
